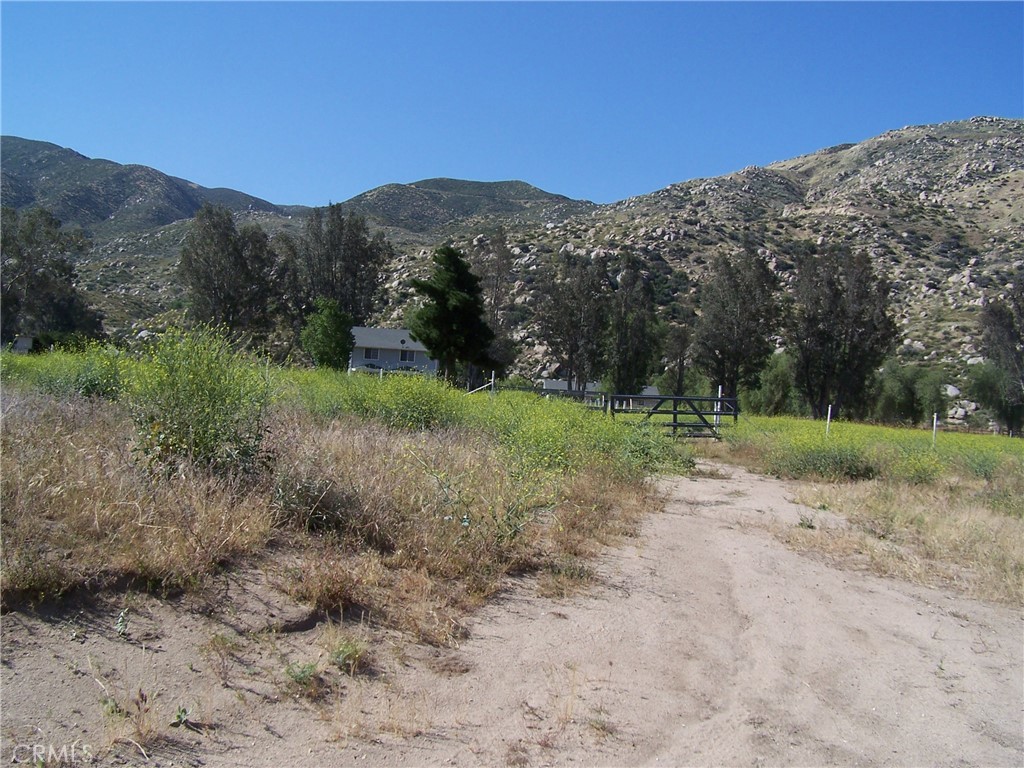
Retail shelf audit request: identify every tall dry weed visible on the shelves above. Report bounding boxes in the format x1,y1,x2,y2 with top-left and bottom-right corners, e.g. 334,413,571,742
1,391,274,605
788,476,1024,604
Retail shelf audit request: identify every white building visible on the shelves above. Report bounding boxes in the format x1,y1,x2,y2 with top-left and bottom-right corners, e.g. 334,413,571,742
348,327,438,375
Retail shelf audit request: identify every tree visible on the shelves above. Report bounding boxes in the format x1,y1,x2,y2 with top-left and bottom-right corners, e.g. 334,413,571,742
872,359,947,425
534,253,610,390
743,351,802,416
969,362,1024,435
690,246,779,398
299,298,355,370
468,226,515,330
295,205,391,325
1,206,103,344
468,227,518,378
785,244,897,419
970,274,1024,433
654,300,697,397
408,246,494,383
603,257,660,393
178,204,279,334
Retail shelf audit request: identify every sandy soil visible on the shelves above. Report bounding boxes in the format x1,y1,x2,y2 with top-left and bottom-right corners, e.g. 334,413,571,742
2,461,1021,767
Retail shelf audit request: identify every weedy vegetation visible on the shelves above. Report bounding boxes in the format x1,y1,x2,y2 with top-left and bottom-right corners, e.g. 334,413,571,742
708,415,1024,604
1,329,684,644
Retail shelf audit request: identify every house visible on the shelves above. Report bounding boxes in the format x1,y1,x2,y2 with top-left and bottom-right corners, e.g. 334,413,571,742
348,327,438,375
11,336,34,354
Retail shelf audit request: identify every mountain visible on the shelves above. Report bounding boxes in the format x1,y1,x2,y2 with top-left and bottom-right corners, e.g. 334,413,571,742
2,118,1022,382
431,116,1022,378
0,136,288,238
343,178,596,234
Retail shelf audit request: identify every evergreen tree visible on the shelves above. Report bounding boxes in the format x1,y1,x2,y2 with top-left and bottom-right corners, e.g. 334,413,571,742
603,257,659,393
534,253,610,390
1,206,103,343
653,299,697,396
408,246,494,383
969,362,1024,435
468,227,518,377
299,298,355,370
690,246,778,398
178,204,278,334
974,272,1024,433
785,244,897,418
296,205,390,325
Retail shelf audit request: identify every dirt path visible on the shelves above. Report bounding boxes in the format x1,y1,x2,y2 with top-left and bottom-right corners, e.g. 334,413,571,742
3,462,1022,766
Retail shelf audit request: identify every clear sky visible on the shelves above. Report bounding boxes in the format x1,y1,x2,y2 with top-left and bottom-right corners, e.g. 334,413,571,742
2,1,1022,206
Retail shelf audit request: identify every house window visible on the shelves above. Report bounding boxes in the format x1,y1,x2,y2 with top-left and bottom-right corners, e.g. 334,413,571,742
363,348,379,360
400,349,416,363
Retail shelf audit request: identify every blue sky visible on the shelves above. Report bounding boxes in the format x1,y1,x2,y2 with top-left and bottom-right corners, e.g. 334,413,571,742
2,2,1022,206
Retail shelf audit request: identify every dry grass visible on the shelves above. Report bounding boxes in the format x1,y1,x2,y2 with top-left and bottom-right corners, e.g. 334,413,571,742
780,475,1024,604
1,391,275,606
2,391,662,646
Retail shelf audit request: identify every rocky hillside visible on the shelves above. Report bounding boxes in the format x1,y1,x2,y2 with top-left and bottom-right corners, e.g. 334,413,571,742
2,118,1021,383
426,116,1022,380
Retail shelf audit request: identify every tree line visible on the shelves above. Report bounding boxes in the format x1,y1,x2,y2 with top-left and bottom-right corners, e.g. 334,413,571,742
528,237,1023,433
177,202,393,368
3,202,1021,433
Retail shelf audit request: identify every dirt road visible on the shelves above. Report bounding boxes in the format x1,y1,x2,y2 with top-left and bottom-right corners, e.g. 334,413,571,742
3,462,1021,766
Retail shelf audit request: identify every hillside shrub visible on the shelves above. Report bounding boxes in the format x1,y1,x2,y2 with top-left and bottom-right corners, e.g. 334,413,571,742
124,327,271,474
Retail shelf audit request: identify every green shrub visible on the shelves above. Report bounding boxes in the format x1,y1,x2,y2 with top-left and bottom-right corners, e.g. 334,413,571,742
1,344,125,399
299,299,354,370
366,374,460,431
124,327,271,473
768,440,879,481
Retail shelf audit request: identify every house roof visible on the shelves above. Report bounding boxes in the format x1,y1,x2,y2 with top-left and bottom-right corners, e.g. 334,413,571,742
351,327,429,353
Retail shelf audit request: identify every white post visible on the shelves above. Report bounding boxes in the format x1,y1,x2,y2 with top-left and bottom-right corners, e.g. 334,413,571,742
932,412,939,448
715,385,723,428
826,404,832,437
490,369,496,395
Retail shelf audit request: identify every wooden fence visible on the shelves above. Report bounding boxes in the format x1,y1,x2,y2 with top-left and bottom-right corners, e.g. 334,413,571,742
607,394,739,438
539,389,739,439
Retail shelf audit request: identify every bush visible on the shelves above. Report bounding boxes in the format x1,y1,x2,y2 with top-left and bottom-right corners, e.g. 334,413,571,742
124,327,271,473
768,439,879,481
1,343,125,399
300,299,354,370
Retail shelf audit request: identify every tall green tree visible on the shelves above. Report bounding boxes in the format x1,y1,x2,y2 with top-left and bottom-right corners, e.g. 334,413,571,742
872,359,947,425
603,257,660,393
408,246,494,383
1,206,102,343
468,227,518,377
785,244,897,418
653,299,697,396
296,205,391,325
690,246,779,399
974,272,1024,433
534,253,610,390
743,351,803,416
299,298,355,370
969,363,1024,435
178,204,279,334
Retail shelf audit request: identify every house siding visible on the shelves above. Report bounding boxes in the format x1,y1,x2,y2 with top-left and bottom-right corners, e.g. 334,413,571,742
349,327,438,374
